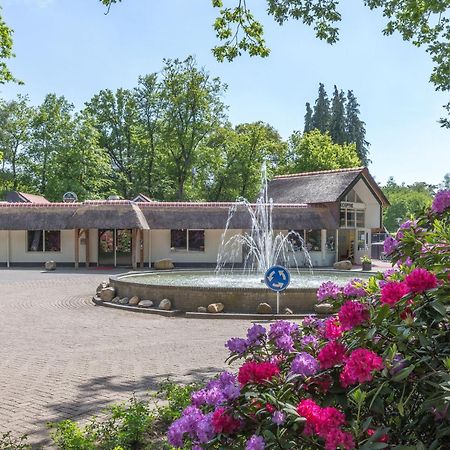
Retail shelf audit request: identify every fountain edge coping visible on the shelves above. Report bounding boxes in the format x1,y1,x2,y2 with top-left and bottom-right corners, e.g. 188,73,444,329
92,297,182,317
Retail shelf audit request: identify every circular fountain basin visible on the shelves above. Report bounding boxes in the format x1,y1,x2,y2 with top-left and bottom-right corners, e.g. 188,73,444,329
109,270,371,314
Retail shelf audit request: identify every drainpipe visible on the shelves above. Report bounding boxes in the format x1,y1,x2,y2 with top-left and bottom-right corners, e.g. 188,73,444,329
335,229,339,263
148,229,152,268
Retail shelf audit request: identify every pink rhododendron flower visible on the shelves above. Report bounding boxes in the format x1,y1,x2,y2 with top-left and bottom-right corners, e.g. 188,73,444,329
323,317,343,340
317,281,342,302
338,301,369,331
325,428,355,450
211,407,241,434
405,268,438,293
318,341,347,369
380,281,409,306
237,361,279,385
340,348,384,387
383,235,399,255
342,279,367,298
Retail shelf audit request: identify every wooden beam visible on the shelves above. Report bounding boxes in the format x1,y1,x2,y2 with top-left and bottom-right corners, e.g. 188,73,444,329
131,229,137,270
85,229,90,268
6,230,10,268
74,229,79,269
139,229,144,268
148,229,152,268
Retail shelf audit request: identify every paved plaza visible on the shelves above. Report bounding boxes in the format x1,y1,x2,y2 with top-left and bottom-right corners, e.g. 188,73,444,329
0,269,251,448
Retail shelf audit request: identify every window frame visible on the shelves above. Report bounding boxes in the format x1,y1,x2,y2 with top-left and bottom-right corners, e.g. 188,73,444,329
170,229,205,252
27,230,61,253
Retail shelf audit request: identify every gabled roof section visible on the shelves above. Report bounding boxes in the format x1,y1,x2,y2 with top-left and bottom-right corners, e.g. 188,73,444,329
268,167,389,207
6,191,50,203
132,193,154,203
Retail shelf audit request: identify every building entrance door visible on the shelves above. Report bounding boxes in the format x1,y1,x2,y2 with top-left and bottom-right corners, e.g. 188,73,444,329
98,229,133,266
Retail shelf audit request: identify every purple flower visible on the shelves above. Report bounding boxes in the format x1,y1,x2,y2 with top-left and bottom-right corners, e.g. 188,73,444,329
247,323,266,345
225,337,248,354
302,315,319,328
291,352,319,377
384,235,399,255
246,435,265,450
269,320,298,338
432,190,450,214
275,334,295,353
167,406,214,448
272,410,286,425
191,389,208,407
396,256,413,267
389,354,409,376
317,281,342,302
342,279,367,298
300,334,319,348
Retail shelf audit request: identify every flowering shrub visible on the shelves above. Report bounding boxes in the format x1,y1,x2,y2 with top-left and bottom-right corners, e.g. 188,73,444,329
168,192,450,449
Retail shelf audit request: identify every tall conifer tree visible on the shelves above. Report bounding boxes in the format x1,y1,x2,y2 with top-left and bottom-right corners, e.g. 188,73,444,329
345,90,370,166
311,83,330,133
329,86,346,144
303,102,313,133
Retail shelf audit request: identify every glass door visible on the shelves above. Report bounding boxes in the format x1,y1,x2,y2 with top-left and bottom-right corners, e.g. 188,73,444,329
355,229,368,264
98,229,115,265
116,229,132,266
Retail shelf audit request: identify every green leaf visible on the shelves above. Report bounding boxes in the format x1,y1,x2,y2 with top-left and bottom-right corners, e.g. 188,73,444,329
430,300,447,316
391,365,415,382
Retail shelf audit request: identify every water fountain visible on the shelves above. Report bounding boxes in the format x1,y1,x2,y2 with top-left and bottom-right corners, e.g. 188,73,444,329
109,166,368,315
215,163,312,274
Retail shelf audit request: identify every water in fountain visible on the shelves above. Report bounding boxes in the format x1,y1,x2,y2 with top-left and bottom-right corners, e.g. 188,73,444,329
215,164,313,274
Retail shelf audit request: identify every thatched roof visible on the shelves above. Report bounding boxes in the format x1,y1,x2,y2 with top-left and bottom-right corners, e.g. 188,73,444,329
268,167,389,206
0,204,78,230
69,201,150,230
139,203,338,230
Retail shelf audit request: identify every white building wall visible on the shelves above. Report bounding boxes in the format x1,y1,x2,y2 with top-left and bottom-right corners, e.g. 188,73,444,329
147,229,243,264
0,230,8,264
353,179,382,229
8,230,76,263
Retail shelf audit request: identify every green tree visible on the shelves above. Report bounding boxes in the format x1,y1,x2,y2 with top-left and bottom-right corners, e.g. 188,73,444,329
303,102,313,133
345,90,370,165
382,177,434,231
0,95,34,192
311,83,330,133
26,94,74,197
133,73,166,198
440,172,450,190
160,56,227,200
85,88,140,198
286,129,361,173
329,85,346,144
0,7,20,85
197,122,287,201
44,113,112,201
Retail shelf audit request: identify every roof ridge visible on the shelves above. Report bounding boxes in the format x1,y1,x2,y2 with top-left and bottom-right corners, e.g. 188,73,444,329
273,167,365,179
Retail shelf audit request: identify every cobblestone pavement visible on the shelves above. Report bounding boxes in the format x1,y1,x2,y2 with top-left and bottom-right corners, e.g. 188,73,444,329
0,269,253,448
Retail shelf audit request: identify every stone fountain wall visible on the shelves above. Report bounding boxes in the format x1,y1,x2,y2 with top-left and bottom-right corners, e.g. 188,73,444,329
109,276,317,314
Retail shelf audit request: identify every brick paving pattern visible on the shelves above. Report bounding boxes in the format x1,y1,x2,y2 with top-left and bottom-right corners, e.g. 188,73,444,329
0,269,252,448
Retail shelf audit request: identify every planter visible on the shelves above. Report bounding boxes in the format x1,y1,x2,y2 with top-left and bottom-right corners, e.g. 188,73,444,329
362,262,372,271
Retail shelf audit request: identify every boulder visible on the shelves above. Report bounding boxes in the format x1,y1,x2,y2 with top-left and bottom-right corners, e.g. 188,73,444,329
159,298,172,310
128,296,140,306
207,302,224,313
257,302,273,314
333,260,352,270
284,307,294,315
154,259,174,270
314,303,335,315
139,299,153,308
100,287,116,302
111,296,120,304
96,281,108,295
197,306,207,313
45,260,56,271
119,297,129,305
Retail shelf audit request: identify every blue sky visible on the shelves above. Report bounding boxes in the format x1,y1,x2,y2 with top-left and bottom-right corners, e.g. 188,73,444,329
1,0,449,186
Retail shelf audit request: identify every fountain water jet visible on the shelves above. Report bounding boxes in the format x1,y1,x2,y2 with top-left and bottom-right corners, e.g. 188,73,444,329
215,163,312,274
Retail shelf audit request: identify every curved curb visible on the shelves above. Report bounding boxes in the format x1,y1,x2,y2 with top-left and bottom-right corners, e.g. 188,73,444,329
185,312,315,320
92,297,182,317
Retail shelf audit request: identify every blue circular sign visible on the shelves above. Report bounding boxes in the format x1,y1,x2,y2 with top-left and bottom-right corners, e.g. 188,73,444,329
264,265,291,292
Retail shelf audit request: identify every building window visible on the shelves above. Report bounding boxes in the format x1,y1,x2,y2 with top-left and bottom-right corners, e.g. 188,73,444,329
27,230,61,252
326,230,336,251
170,229,205,252
305,230,321,251
340,206,365,228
